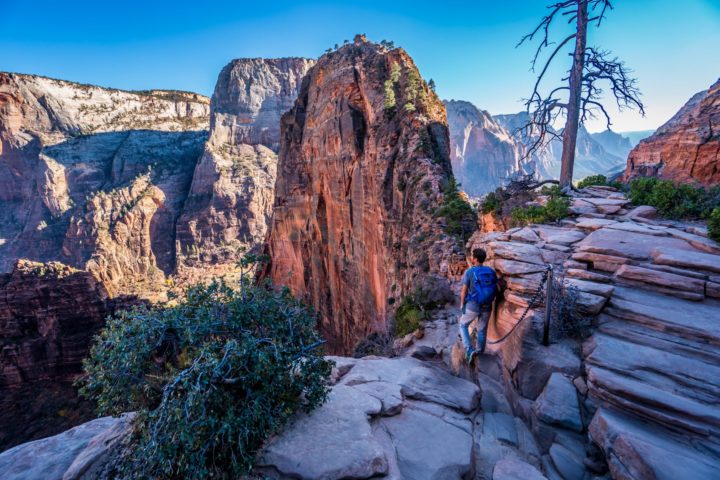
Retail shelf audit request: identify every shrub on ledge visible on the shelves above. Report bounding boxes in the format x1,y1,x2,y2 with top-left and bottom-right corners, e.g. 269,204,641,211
79,264,332,478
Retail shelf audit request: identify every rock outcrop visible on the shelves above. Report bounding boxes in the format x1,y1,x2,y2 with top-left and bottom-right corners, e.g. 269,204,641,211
176,58,314,268
445,100,531,196
625,78,720,186
264,36,466,353
0,260,115,450
0,72,210,292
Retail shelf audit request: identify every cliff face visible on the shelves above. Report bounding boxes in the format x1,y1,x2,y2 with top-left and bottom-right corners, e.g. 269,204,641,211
445,100,531,196
176,58,314,268
0,72,210,294
265,36,465,353
625,78,720,186
590,129,633,160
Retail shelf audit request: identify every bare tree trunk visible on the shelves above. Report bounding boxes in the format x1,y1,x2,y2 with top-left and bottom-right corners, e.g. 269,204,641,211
559,0,588,188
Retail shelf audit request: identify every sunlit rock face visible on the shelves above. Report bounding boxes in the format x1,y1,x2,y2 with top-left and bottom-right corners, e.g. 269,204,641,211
264,36,464,354
175,58,314,269
625,78,720,186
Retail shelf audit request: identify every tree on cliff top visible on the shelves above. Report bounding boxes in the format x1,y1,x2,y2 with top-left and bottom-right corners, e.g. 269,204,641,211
519,0,644,187
79,257,332,478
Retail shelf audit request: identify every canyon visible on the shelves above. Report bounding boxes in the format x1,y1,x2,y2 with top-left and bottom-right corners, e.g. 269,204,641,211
625,78,720,186
0,36,718,480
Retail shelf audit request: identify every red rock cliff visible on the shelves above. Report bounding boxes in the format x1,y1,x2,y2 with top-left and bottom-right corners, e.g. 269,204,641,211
264,36,467,353
624,78,720,185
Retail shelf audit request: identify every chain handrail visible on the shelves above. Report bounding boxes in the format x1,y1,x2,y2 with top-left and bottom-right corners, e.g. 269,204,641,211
486,264,552,345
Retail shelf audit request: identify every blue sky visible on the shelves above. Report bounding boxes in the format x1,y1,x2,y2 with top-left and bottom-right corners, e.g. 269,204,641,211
1,0,718,132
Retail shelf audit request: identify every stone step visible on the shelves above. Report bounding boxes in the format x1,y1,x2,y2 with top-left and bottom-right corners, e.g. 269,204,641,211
606,287,720,346
589,408,720,480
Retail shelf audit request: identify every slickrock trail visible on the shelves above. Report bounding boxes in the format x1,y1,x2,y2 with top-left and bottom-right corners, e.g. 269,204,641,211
4,186,719,479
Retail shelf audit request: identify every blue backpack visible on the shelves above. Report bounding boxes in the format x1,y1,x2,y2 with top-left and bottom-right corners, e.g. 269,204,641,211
467,266,497,306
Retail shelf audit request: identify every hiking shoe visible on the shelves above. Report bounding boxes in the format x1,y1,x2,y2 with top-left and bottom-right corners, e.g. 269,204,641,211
465,349,476,364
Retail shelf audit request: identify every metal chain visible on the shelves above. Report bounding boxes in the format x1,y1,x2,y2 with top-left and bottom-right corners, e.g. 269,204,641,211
486,265,551,345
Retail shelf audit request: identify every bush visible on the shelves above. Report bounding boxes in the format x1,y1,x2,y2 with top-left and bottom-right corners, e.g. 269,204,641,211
709,207,720,243
79,268,332,478
394,296,428,337
551,274,592,340
509,187,570,227
627,177,720,219
481,191,500,214
435,179,477,243
577,174,608,189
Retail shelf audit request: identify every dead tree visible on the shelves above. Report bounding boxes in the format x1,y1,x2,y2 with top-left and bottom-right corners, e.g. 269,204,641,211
518,0,645,188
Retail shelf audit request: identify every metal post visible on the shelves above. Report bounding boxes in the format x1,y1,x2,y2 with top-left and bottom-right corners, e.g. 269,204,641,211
543,265,554,346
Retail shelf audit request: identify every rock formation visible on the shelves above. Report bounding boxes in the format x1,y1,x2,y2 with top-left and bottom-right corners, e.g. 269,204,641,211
0,260,114,450
445,100,531,197
0,72,210,293
176,58,314,269
625,78,720,186
264,36,465,353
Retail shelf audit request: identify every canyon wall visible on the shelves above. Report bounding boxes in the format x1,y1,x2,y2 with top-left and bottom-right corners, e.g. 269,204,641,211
176,58,314,269
625,78,720,186
265,36,466,353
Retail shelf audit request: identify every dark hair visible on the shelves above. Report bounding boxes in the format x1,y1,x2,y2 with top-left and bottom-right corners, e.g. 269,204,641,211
472,248,487,264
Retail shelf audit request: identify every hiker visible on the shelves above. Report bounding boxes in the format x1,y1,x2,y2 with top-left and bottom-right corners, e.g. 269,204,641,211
459,248,498,363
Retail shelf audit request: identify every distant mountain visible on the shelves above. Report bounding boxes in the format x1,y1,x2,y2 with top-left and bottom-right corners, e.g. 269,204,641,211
444,101,530,196
590,129,633,160
494,112,625,181
619,130,655,147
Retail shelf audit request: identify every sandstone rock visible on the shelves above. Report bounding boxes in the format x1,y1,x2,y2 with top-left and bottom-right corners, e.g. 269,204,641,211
488,241,545,265
533,373,583,432
564,278,614,298
176,58,314,268
574,218,617,231
589,408,720,480
652,246,720,274
0,416,125,480
264,39,466,352
624,78,720,187
515,342,581,400
625,205,658,220
615,264,705,295
548,442,586,480
494,259,549,276
533,226,586,245
382,404,473,480
351,381,404,416
576,227,694,261
259,385,388,480
510,227,541,243
493,457,547,480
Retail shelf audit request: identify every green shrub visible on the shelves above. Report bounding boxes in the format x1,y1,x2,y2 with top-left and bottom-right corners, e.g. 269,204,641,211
435,179,477,243
79,269,332,478
509,187,570,227
577,174,608,189
481,191,500,214
628,177,720,219
709,207,720,243
394,295,429,337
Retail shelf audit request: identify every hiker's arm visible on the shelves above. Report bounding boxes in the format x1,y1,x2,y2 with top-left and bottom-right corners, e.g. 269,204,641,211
460,284,467,307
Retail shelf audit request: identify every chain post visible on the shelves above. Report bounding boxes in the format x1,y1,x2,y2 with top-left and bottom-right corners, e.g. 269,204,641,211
543,264,554,346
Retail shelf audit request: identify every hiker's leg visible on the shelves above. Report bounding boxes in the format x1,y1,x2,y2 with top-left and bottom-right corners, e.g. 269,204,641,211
476,308,492,352
458,310,479,352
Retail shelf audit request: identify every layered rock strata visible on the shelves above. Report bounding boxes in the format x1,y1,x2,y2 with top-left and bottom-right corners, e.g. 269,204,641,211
625,78,720,186
176,58,314,267
264,36,465,353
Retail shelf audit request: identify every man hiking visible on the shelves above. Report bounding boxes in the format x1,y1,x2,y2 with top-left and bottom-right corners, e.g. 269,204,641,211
459,248,498,363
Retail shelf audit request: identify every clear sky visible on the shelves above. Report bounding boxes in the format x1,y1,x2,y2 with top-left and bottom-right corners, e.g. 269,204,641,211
1,0,718,132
